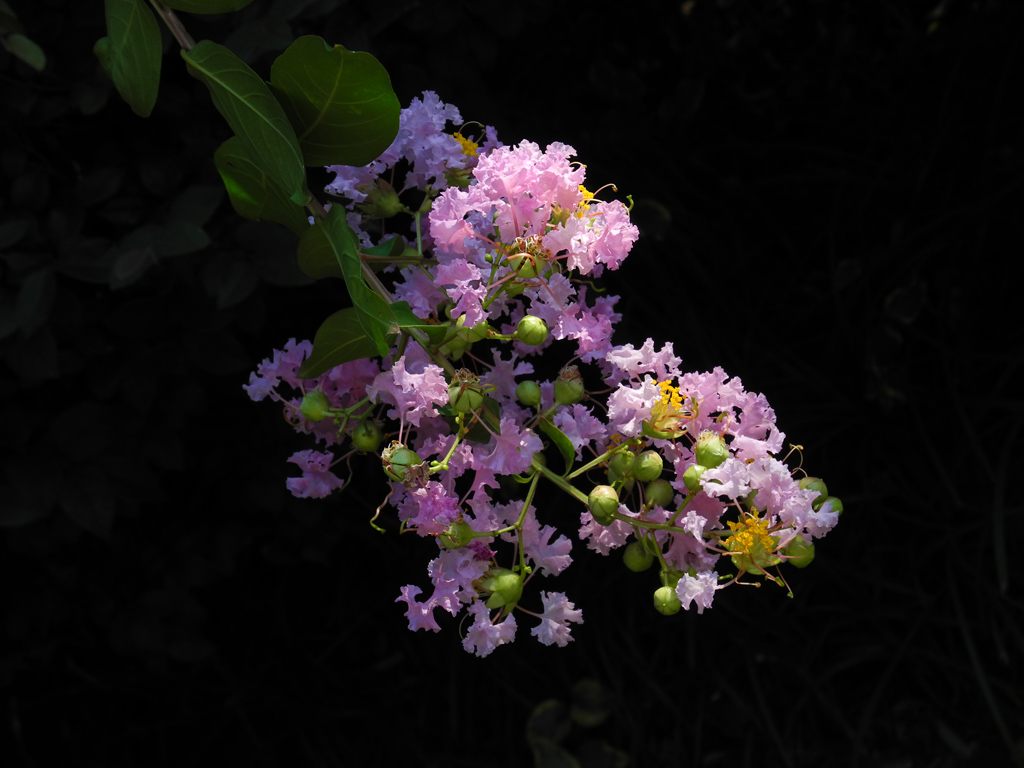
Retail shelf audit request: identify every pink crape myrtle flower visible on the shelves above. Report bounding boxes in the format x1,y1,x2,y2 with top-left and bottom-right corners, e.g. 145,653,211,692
462,601,517,657
676,571,720,614
367,354,448,429
530,591,583,647
285,450,344,499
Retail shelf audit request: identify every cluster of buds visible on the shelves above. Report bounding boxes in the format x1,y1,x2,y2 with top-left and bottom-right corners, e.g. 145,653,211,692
244,92,842,655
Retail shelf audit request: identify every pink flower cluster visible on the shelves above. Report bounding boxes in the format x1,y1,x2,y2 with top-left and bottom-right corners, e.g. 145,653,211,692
245,93,841,656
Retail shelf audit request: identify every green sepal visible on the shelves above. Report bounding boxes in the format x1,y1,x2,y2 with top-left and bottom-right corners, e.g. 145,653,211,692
213,136,309,235
182,40,308,206
440,396,501,444
268,35,400,167
537,417,575,475
95,0,161,118
295,307,384,380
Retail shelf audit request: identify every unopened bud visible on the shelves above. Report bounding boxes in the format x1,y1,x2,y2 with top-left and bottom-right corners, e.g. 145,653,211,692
516,380,542,406
645,478,674,508
554,365,585,406
481,568,524,612
623,541,654,572
588,485,619,526
633,450,663,482
695,431,729,469
682,464,707,491
783,536,815,568
516,315,549,346
381,442,422,483
299,390,331,422
653,585,681,616
448,369,484,413
351,419,383,453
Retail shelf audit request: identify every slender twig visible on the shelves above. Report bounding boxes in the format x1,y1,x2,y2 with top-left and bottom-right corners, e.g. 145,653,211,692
148,1,196,51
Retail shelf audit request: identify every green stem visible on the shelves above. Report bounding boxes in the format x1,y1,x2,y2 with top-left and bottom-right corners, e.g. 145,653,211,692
531,457,588,505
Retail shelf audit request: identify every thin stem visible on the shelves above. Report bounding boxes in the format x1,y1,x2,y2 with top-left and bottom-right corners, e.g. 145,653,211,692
149,1,196,51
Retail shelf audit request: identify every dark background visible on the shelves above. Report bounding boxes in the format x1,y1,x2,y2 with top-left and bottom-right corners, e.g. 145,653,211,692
2,1,1021,766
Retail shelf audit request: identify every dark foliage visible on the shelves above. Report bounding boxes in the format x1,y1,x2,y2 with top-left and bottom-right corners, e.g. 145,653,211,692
2,1,1021,766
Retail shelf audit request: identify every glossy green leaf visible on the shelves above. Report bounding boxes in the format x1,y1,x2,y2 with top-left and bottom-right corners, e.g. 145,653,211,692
94,0,161,117
160,0,255,13
269,35,400,167
391,301,448,346
296,307,382,379
213,137,309,235
183,40,307,205
537,418,576,475
297,205,396,355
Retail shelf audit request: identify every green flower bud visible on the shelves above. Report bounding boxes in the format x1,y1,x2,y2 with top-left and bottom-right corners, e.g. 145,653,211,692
515,380,542,406
783,536,815,568
608,450,635,478
381,442,422,483
799,476,828,506
817,495,843,515
623,541,654,572
448,369,484,413
682,463,707,491
645,478,675,508
695,431,729,469
351,419,383,453
516,315,549,346
553,365,585,405
481,568,524,612
299,390,332,422
439,333,471,361
633,450,663,482
439,519,476,549
653,585,682,616
588,485,619,526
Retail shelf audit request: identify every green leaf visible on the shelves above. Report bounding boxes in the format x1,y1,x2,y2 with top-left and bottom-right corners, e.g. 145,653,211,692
160,0,255,13
296,307,382,379
362,235,405,258
390,301,448,347
182,40,307,205
213,137,309,235
94,0,161,117
298,205,396,355
537,418,576,475
269,35,400,167
4,33,46,71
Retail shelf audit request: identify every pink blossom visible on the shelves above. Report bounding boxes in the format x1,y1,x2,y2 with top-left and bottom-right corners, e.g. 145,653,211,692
676,571,719,614
367,355,448,428
285,450,344,499
530,592,583,647
474,417,543,476
462,602,517,657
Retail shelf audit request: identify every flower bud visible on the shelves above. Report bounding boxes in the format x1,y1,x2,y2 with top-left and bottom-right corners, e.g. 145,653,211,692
481,568,524,611
653,585,681,616
381,442,422,483
516,315,549,346
299,390,331,422
515,380,542,406
351,419,383,453
553,365,585,405
623,541,654,572
799,476,828,505
633,450,663,482
448,369,484,413
695,431,729,469
439,519,476,549
817,495,843,515
682,463,707,491
645,478,674,508
783,536,815,568
608,451,635,478
588,485,619,526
